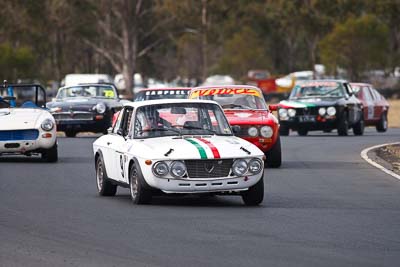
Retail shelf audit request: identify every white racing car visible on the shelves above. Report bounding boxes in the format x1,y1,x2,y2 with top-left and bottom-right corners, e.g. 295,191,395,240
0,83,58,162
93,99,265,205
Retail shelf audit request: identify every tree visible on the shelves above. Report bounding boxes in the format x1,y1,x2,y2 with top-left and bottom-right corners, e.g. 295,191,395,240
319,15,390,80
216,27,271,80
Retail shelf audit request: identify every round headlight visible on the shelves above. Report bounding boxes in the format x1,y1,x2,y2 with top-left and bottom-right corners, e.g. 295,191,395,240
95,103,106,114
152,161,169,177
278,108,288,118
170,161,186,178
248,127,258,137
318,107,326,116
248,158,263,174
260,126,273,138
327,106,336,116
288,108,296,117
41,119,54,131
232,159,248,176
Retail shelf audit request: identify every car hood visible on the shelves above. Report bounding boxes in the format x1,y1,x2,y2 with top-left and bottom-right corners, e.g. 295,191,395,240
128,135,264,160
0,108,51,130
280,98,340,108
223,109,276,125
47,97,117,111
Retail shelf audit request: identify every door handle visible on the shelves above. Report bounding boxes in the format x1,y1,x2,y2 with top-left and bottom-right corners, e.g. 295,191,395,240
107,142,112,145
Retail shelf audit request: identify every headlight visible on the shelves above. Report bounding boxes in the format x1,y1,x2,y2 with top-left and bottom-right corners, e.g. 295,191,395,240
232,159,248,176
278,108,288,118
248,158,263,174
152,161,169,177
327,106,336,116
95,103,106,114
260,126,273,138
288,108,296,117
170,161,186,178
50,107,61,113
248,127,258,137
41,119,54,131
318,107,326,116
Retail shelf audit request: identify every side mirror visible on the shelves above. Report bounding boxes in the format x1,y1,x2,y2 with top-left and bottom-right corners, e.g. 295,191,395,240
269,104,278,111
232,125,241,134
107,127,113,134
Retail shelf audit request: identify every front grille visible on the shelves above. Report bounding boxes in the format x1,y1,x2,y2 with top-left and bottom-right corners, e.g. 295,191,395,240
53,112,93,121
185,159,233,178
295,107,319,116
0,129,39,141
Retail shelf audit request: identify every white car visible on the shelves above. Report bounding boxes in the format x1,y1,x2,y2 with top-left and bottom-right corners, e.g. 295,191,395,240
93,99,265,205
0,84,58,162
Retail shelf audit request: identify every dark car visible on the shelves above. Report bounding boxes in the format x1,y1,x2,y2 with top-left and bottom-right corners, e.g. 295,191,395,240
46,83,123,137
351,83,389,132
277,80,364,136
133,87,191,101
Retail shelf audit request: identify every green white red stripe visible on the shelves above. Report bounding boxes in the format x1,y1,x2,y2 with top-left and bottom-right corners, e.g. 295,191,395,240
279,100,316,109
185,138,221,159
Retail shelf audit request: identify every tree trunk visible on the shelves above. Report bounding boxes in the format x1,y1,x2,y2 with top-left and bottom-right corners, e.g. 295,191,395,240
201,0,208,80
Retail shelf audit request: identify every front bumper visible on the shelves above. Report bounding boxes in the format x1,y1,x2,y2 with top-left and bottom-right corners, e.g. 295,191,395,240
280,116,338,131
53,113,111,133
0,130,56,154
145,173,263,194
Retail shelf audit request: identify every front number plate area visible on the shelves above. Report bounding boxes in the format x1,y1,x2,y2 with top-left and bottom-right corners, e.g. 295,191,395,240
298,115,316,122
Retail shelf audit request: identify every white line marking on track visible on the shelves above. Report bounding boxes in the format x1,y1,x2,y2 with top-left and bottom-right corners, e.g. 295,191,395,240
361,142,400,181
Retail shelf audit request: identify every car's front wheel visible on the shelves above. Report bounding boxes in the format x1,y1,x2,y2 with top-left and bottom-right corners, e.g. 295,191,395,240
337,111,349,136
241,176,264,206
41,143,58,162
353,115,365,136
265,136,282,168
96,157,117,196
297,128,308,136
129,162,152,204
376,112,388,132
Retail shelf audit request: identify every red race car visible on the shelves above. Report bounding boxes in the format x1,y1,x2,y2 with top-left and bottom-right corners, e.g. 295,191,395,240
351,83,389,132
190,85,281,167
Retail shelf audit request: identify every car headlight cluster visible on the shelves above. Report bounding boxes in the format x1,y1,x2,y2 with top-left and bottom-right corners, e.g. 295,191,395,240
279,108,296,120
260,126,273,138
41,119,54,131
152,160,187,178
248,127,258,137
319,106,336,117
232,158,263,176
94,103,106,114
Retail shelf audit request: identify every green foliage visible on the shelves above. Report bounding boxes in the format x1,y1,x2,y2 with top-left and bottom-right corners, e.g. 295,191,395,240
0,43,36,80
216,27,270,80
319,15,390,80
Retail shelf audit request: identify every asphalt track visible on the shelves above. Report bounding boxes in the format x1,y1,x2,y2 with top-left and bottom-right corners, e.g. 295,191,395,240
1,128,400,267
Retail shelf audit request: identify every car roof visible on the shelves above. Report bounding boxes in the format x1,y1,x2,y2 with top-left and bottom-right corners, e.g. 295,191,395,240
137,87,191,92
350,82,371,87
299,79,348,83
193,84,260,90
59,83,117,90
122,98,219,108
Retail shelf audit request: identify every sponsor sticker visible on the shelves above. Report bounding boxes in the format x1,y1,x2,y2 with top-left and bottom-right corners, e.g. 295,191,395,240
190,88,261,98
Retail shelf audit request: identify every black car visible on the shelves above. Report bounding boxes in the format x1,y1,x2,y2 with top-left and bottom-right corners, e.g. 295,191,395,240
276,80,364,136
46,83,123,137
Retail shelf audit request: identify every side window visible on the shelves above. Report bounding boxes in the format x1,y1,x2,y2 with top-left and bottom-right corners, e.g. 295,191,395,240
370,89,380,101
115,107,134,137
112,110,124,134
363,87,373,102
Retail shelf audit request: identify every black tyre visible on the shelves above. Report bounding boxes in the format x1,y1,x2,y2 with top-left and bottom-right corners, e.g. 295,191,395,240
129,163,152,204
265,136,282,168
337,111,349,136
41,143,58,162
241,175,264,206
279,124,290,136
297,128,308,136
65,130,77,137
96,157,117,196
376,112,388,132
353,115,364,136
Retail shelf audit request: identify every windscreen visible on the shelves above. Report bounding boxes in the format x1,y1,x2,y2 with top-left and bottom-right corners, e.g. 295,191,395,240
133,102,232,138
290,81,345,99
57,85,117,99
